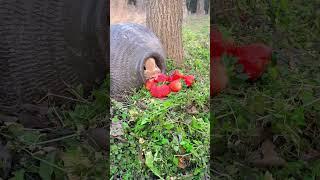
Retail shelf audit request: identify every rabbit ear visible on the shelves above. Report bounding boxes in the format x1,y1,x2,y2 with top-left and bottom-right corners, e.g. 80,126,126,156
144,58,157,70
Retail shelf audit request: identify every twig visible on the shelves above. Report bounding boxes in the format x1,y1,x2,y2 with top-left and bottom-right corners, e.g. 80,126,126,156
23,148,66,172
111,136,128,142
215,112,234,120
174,153,191,157
37,92,89,104
34,133,78,145
303,97,320,108
52,106,64,127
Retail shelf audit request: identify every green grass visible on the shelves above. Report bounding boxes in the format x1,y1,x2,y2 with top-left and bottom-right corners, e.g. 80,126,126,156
110,15,210,179
1,81,108,179
212,0,320,179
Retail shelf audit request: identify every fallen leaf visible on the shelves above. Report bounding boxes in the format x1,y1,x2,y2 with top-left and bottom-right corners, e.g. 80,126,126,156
301,149,320,161
178,156,188,169
251,139,286,168
187,106,199,114
139,138,145,144
264,171,274,180
110,121,124,137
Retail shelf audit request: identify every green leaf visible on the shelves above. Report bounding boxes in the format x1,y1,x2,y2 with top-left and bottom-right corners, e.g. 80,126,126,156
9,169,25,180
161,138,169,145
235,73,249,81
39,152,56,180
191,118,202,130
164,122,175,130
301,90,314,105
291,107,305,126
145,151,163,179
173,156,179,166
180,140,193,152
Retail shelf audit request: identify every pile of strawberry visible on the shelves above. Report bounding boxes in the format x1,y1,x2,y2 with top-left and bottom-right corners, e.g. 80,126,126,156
145,70,195,98
211,26,272,81
210,26,273,95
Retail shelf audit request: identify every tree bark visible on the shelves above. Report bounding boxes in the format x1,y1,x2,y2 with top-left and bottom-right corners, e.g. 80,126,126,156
146,0,184,64
196,0,205,15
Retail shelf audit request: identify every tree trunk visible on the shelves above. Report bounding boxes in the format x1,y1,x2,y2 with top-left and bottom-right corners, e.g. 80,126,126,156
146,0,184,64
136,0,145,12
183,0,188,19
196,0,205,15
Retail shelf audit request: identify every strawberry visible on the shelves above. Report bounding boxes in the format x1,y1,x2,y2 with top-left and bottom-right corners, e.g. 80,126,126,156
150,84,171,98
169,70,184,82
183,75,195,87
145,78,156,90
154,73,168,82
169,79,182,92
234,43,272,80
211,26,237,58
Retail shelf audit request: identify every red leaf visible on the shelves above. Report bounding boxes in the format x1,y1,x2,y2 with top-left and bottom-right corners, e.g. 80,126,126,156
183,75,195,87
150,84,171,98
169,79,182,92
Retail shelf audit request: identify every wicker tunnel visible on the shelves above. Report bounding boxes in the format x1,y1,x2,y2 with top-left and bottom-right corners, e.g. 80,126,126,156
110,23,166,98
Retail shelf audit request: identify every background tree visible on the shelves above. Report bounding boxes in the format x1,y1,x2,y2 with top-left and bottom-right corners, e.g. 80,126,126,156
196,0,205,15
146,0,184,64
136,0,145,12
183,0,189,19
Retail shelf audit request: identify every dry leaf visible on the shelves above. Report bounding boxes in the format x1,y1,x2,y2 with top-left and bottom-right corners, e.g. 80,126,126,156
110,121,124,137
251,139,286,168
302,149,320,161
264,171,274,180
187,106,199,114
178,156,188,169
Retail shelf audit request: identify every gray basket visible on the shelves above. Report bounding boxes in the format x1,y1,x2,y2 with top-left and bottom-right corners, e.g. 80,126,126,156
110,23,166,97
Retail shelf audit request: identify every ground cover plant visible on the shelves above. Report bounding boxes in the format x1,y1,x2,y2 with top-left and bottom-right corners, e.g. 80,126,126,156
211,0,320,179
0,81,109,179
110,15,210,179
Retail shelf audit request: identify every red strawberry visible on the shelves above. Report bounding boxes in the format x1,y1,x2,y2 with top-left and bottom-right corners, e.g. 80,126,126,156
154,73,168,82
234,43,272,80
150,84,171,98
145,78,156,90
211,26,237,58
169,70,184,82
169,79,182,92
183,75,195,87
